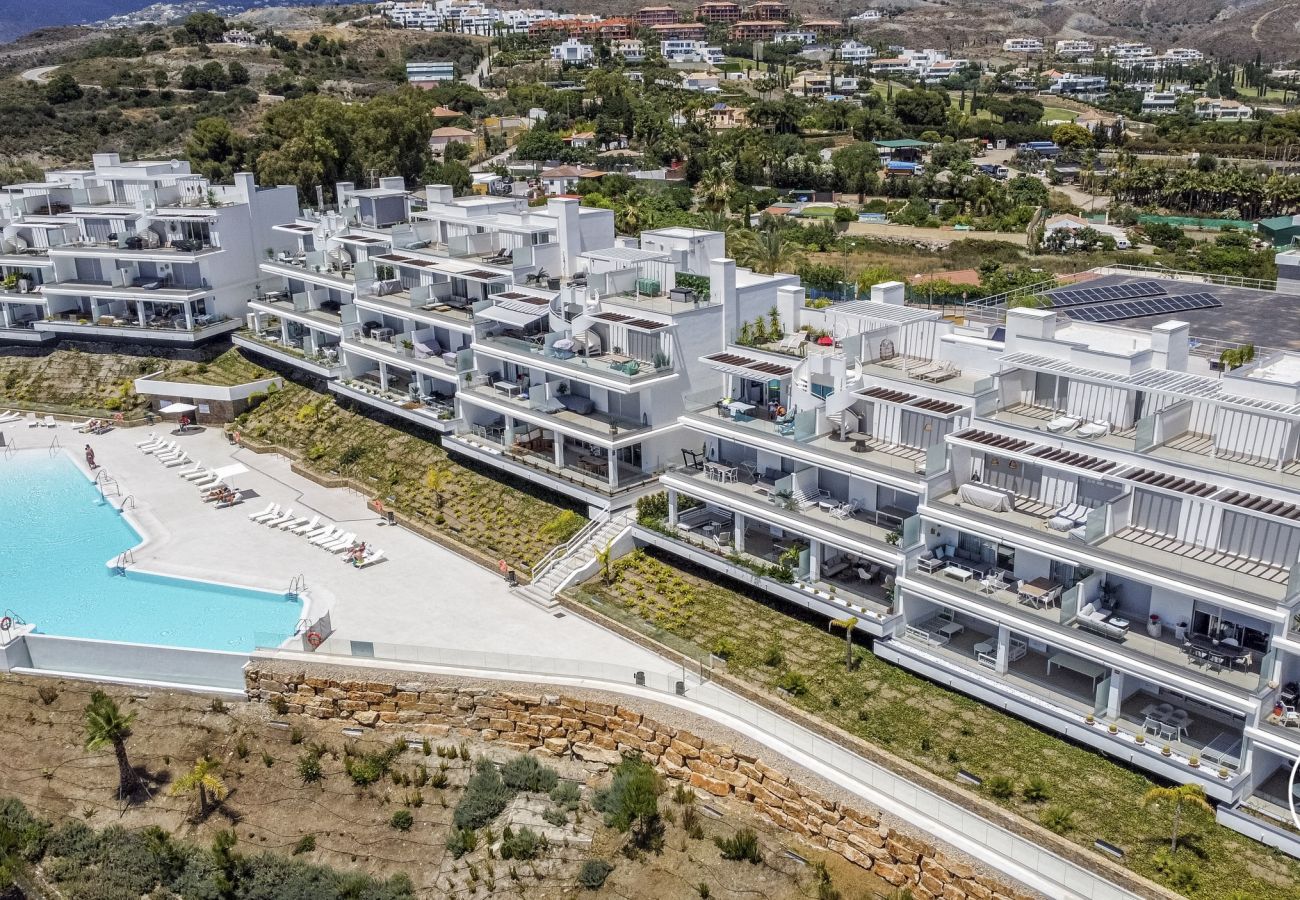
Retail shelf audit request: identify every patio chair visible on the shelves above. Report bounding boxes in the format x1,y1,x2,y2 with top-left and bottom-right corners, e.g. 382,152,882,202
830,499,858,519
681,446,705,470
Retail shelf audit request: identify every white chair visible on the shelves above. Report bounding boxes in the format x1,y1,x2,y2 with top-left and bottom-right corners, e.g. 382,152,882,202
26,412,39,427
246,502,276,521
277,514,306,531
183,467,215,482
191,473,221,490
135,432,159,448
263,508,295,528
162,453,191,469
355,549,386,568
290,515,322,535
310,527,342,546
250,504,282,524
322,532,356,552
176,459,203,477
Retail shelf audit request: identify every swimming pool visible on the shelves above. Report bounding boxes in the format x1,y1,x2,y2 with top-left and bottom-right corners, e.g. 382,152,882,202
0,452,301,651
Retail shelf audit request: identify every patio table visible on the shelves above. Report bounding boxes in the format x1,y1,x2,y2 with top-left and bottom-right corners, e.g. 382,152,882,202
723,401,756,418
936,621,965,640
704,461,737,483
493,380,523,398
942,565,973,583
974,639,996,656
848,431,872,453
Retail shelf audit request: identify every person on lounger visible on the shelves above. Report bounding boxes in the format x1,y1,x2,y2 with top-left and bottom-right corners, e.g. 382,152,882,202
348,542,367,565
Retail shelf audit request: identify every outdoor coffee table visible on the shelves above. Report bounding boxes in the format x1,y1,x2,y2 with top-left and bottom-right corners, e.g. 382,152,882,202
848,431,872,452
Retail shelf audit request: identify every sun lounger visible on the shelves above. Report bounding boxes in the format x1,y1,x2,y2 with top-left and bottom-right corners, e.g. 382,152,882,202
176,460,203,477
26,412,39,427
134,432,159,447
162,453,191,468
215,492,245,509
277,515,306,531
1045,415,1080,433
290,515,322,535
354,549,386,568
310,527,342,546
43,415,56,428
191,472,222,489
251,504,282,524
156,447,185,463
263,508,295,528
183,467,214,482
1076,420,1109,439
302,522,333,540
247,502,275,521
323,532,357,553
140,438,168,453
143,440,175,456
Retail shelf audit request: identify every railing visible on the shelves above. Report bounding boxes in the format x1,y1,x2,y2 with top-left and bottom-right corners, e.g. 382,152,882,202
47,436,59,455
530,515,605,583
287,574,307,597
1092,263,1278,292
113,549,134,571
117,495,136,511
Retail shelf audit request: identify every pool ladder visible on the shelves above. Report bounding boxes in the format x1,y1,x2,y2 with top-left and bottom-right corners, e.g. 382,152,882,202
48,436,59,456
113,549,135,574
118,495,136,511
287,574,307,598
95,470,120,498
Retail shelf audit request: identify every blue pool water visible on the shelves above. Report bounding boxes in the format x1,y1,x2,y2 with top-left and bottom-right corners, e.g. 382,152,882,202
0,452,301,651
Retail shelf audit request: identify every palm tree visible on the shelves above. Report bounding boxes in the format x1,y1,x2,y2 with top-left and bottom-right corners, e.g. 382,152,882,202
732,225,806,275
696,168,731,212
595,539,615,584
83,691,139,800
1141,783,1211,852
171,757,228,819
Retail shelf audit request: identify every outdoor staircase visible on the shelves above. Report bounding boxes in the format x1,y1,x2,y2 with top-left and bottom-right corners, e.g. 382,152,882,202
514,510,634,608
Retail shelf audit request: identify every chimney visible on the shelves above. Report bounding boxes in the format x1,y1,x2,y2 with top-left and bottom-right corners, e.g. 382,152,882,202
777,285,803,334
871,280,906,305
548,197,581,277
1004,307,1057,345
425,184,454,205
1150,320,1190,372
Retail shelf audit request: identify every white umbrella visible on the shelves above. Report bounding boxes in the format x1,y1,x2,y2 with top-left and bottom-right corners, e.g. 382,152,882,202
159,402,197,415
210,463,248,481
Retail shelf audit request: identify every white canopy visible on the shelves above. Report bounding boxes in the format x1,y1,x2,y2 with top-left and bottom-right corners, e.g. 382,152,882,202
159,402,197,414
210,463,248,481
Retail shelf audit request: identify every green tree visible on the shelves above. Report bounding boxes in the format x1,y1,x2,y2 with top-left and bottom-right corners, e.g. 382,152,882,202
732,224,806,275
1141,784,1212,853
83,691,139,800
186,116,245,182
226,61,250,86
179,12,228,44
171,757,228,818
1052,123,1093,150
45,72,83,104
595,757,662,850
891,88,949,128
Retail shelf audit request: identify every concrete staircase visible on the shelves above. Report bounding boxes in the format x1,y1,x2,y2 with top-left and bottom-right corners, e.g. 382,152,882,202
514,510,634,608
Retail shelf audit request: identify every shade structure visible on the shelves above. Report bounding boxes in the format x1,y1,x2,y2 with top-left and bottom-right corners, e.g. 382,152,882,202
159,402,198,414
210,463,248,481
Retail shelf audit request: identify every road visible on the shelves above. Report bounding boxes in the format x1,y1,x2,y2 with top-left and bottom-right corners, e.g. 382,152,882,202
464,50,491,89
19,65,59,83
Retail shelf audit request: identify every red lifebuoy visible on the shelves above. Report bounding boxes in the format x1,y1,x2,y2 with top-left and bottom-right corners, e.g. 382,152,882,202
0,617,11,631
305,630,324,648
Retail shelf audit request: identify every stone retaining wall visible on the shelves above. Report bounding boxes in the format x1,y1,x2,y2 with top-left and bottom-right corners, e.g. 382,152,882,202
246,664,1037,900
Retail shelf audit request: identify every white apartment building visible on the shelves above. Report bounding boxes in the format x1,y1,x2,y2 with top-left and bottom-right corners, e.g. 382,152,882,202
381,1,563,33
1108,42,1156,65
1141,92,1180,115
1162,47,1205,64
0,154,297,347
449,227,798,511
1194,97,1253,121
551,38,595,66
836,40,876,65
774,30,818,46
1002,38,1043,53
1054,39,1094,57
850,9,881,21
639,273,1300,852
660,40,724,65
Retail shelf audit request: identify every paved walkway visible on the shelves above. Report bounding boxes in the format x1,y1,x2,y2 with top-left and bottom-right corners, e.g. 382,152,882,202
2,420,663,668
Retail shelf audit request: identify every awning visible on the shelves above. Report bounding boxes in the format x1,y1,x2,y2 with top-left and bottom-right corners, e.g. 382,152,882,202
210,463,248,481
477,304,548,328
159,402,197,414
701,351,794,380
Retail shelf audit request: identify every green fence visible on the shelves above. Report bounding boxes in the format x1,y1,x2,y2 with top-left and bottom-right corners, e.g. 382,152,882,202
1138,215,1256,231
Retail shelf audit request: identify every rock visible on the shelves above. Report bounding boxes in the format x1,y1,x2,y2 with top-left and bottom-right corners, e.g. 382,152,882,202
353,711,379,727
572,742,622,765
542,737,569,756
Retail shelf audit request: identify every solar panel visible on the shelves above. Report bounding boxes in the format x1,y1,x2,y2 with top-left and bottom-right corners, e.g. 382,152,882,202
1060,291,1222,323
1041,280,1167,309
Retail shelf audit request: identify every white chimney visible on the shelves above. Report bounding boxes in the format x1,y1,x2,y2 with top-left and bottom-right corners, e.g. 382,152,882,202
548,197,581,277
1150,320,1190,372
871,280,906,305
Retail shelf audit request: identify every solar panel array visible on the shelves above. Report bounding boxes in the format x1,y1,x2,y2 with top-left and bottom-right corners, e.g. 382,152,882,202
1041,280,1167,309
1060,292,1223,323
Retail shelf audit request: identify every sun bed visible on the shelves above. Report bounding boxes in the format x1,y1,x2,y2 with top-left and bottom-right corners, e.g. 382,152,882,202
191,473,221,489
1044,415,1080,433
302,523,334,540
156,447,185,463
26,412,39,428
247,502,275,521
290,515,322,535
263,508,295,528
162,453,191,469
251,504,283,524
1076,420,1110,439
183,467,215,482
214,493,245,509
43,415,56,428
310,527,342,546
176,460,203,477
277,515,307,532
321,532,356,552
144,440,176,456
354,549,386,568
135,432,159,447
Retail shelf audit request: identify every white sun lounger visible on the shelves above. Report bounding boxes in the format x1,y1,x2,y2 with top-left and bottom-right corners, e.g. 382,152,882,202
277,515,307,531
144,440,176,456
134,432,159,447
354,549,386,568
1077,420,1110,439
156,447,185,463
251,504,283,524
290,515,322,535
246,502,275,521
191,473,221,490
139,438,167,452
183,467,214,482
0,411,19,423
310,527,342,547
176,460,203,477
162,453,191,468
322,532,356,553
26,412,39,427
263,508,295,528
43,415,56,428
302,524,334,541
1044,415,1080,433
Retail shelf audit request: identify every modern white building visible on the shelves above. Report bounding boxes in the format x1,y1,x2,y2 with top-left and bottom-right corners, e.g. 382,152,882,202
1054,39,1094,57
774,30,818,46
551,38,595,66
1141,92,1180,116
637,273,1300,852
660,40,724,65
406,61,457,86
1163,47,1205,64
1002,38,1043,53
836,40,876,65
613,39,646,63
1194,97,1253,121
1042,214,1132,250
0,154,298,347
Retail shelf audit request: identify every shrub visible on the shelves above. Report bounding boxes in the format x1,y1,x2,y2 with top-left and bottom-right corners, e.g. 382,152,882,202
775,670,808,696
714,828,762,863
446,827,479,859
338,444,366,466
501,754,559,793
452,759,514,830
540,509,584,543
1152,848,1199,891
297,752,323,784
1022,776,1050,803
762,646,783,667
499,825,546,860
36,686,58,705
389,810,413,831
986,776,1014,799
549,780,581,810
577,859,613,890
291,834,315,855
343,742,405,786
1040,805,1073,834
542,806,568,827
710,638,736,661
594,756,662,850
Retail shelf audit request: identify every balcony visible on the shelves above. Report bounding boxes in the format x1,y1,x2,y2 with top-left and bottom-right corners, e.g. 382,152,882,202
33,313,237,344
681,405,931,481
663,462,905,555
330,379,460,433
477,334,676,387
41,279,209,301
232,330,344,378
355,290,474,330
459,381,648,443
261,256,357,286
248,297,343,333
909,570,1266,694
50,238,221,259
342,335,462,384
926,490,1292,605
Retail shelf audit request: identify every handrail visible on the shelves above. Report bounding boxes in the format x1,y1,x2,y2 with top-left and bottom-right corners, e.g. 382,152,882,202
118,495,136,511
48,436,59,455
531,515,606,582
286,574,306,597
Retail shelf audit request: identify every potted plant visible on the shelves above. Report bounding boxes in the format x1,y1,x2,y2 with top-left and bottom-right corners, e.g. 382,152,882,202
1085,712,1095,725
1188,755,1200,769
885,530,902,546
1135,733,1145,745
1147,614,1162,638
1107,722,1118,735
1161,744,1172,757
401,339,414,357
1218,766,1230,779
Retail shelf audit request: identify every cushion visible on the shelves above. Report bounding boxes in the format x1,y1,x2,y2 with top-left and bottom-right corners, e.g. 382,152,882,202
1080,603,1095,617
1047,516,1074,532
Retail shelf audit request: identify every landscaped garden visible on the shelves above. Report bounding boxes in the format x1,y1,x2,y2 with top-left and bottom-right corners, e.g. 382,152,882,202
232,367,584,570
571,540,1300,900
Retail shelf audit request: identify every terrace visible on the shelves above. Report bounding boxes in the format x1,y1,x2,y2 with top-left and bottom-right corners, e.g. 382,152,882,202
448,428,660,500
458,380,649,443
248,296,344,332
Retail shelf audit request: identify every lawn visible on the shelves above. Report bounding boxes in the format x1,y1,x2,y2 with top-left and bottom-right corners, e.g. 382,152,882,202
232,368,584,570
1041,106,1079,123
571,539,1299,900
164,348,275,387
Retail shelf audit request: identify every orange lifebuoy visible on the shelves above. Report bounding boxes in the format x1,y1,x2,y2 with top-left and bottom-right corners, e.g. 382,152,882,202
776,406,787,417
305,630,324,648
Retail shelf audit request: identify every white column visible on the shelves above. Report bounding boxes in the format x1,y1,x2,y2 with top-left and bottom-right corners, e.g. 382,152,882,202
1106,670,1124,720
995,624,1011,675
136,301,147,327
607,450,619,489
183,302,195,330
667,489,679,527
0,304,10,328
553,434,565,467
378,364,389,392
734,512,746,553
503,416,516,448
809,539,821,582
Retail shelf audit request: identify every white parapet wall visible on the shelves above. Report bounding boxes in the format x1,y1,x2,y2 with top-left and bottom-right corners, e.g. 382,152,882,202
133,372,284,403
